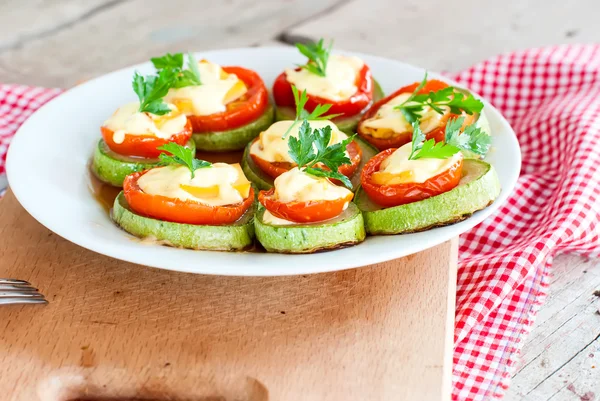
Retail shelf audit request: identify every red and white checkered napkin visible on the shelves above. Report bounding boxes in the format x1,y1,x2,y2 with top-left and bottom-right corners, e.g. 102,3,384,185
1,45,599,400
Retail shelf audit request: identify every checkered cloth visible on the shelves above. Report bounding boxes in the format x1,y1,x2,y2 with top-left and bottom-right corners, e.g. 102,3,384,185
1,45,599,400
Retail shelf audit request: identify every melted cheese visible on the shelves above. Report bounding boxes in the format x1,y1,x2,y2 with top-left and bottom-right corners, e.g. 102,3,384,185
137,163,250,207
273,167,352,203
164,60,247,116
376,142,462,184
250,120,349,163
360,93,447,139
261,211,296,226
103,102,187,144
285,54,364,101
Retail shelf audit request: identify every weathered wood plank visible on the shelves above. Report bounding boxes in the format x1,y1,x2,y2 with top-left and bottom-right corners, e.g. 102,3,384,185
283,0,600,72
506,255,600,400
0,0,342,87
0,0,117,50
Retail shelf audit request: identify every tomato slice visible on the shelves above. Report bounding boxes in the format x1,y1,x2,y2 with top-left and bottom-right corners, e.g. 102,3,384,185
258,188,353,223
123,170,254,225
188,66,269,133
250,139,362,179
272,64,374,119
101,120,193,158
357,80,475,150
360,148,463,207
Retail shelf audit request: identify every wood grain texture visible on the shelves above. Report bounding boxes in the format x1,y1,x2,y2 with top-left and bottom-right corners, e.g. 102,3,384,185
0,0,340,87
283,0,600,73
506,255,600,401
0,190,457,401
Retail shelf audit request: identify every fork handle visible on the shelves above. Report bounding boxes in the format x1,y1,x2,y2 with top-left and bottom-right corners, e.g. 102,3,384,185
0,298,48,305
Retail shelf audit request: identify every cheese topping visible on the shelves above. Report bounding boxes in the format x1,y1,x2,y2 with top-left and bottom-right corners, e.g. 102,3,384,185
250,120,349,163
360,93,447,139
164,60,247,116
137,163,251,207
285,54,364,101
103,102,188,144
375,142,462,184
273,167,352,204
263,168,352,226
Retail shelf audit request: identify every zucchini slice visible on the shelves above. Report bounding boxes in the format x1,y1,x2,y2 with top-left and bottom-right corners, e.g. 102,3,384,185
192,104,274,152
274,78,385,135
241,136,379,192
91,139,196,187
355,159,501,235
254,203,366,253
112,192,255,251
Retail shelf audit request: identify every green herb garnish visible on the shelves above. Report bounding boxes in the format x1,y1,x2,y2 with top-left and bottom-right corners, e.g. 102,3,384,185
151,52,201,88
296,38,332,77
157,142,211,178
395,72,484,124
288,120,354,189
408,117,491,160
132,69,176,115
282,85,342,138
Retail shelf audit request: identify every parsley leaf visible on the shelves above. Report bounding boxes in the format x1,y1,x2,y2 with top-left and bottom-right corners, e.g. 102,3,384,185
282,85,341,138
407,116,491,160
150,53,184,70
408,121,460,160
408,122,427,160
151,52,201,88
296,38,332,77
445,117,492,157
411,139,460,160
157,142,211,178
132,69,176,115
287,120,354,189
395,72,484,122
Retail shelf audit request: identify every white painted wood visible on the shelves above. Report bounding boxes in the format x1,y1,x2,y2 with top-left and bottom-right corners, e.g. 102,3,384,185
506,255,600,400
284,0,600,73
0,0,338,87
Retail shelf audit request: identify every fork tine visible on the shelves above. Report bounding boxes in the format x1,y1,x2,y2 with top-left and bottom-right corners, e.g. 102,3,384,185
0,298,48,305
0,284,39,292
0,291,45,299
0,279,31,285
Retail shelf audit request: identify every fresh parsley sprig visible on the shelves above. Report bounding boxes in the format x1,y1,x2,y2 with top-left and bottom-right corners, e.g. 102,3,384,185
288,120,354,189
151,52,201,88
395,72,484,123
282,85,342,138
296,38,332,77
157,142,211,178
407,117,491,160
132,69,176,115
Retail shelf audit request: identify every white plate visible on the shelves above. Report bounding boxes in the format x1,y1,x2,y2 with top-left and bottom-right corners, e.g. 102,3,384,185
6,47,520,276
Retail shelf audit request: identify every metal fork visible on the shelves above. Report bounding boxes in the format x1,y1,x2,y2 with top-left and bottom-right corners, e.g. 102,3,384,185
0,279,48,305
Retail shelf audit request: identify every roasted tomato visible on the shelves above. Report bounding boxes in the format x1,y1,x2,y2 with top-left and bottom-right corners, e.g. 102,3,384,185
123,170,254,225
258,188,353,223
187,66,269,133
357,80,476,150
250,139,362,179
272,64,374,119
101,120,192,159
360,148,463,207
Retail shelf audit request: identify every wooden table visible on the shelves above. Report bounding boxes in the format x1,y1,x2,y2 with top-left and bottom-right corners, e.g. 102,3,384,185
0,1,599,400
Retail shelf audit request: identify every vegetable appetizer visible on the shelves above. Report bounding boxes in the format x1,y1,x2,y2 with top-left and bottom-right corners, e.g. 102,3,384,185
242,86,379,191
273,39,384,134
93,41,501,254
152,54,274,152
358,73,490,151
113,143,256,251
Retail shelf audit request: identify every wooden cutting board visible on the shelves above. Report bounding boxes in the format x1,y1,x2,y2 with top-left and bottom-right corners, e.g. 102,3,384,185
0,189,457,401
